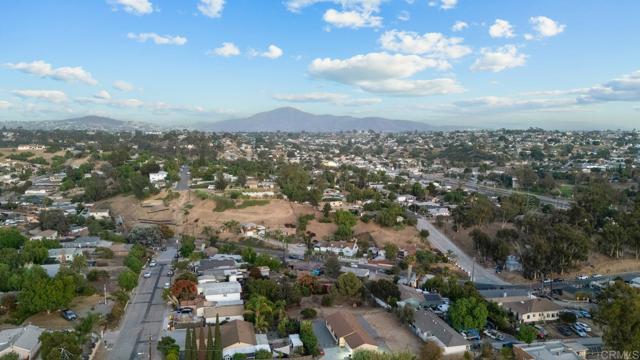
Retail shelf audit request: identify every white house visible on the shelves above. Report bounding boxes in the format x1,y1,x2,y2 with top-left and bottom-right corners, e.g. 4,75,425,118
503,299,562,323
412,310,469,355
314,240,359,257
149,171,168,183
48,248,83,262
0,325,44,359
198,281,242,303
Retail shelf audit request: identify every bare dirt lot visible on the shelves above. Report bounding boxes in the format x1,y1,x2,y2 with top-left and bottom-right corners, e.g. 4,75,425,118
24,294,110,330
102,191,315,237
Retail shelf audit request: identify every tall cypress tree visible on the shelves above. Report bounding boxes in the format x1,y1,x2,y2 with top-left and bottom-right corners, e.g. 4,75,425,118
190,326,198,360
206,325,214,360
184,328,192,360
213,314,223,360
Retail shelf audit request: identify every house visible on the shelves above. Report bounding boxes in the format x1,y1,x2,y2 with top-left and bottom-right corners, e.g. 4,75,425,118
198,281,242,303
62,236,110,248
513,340,587,360
325,311,378,354
503,299,562,323
149,171,168,183
28,229,58,240
220,320,270,359
201,303,245,324
48,248,83,262
339,266,370,278
479,289,533,305
314,239,359,257
0,325,44,359
83,208,110,220
412,310,469,355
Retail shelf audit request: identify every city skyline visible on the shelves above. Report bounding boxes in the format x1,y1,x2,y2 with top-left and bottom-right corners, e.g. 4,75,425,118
1,0,639,129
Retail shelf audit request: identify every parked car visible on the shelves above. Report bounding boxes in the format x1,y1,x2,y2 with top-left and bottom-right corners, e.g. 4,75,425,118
556,324,573,337
61,309,78,321
576,275,589,280
149,260,157,267
534,325,548,339
578,310,592,318
177,307,193,314
571,323,587,337
163,282,170,289
167,270,174,277
575,322,591,332
143,272,151,278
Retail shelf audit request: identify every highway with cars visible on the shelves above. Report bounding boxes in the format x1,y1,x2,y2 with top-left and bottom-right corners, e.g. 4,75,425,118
105,247,176,360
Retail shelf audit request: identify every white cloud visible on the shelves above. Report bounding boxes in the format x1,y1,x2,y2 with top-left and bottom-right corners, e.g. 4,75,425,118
210,42,241,57
197,0,225,18
489,19,515,38
440,0,457,10
273,92,382,106
323,9,382,28
5,60,97,85
0,100,11,110
356,78,463,96
379,30,471,59
452,96,574,113
471,45,526,72
285,0,384,29
451,21,468,32
113,80,135,91
95,90,112,100
577,70,640,104
308,52,462,96
527,16,566,39
258,45,284,59
397,11,410,22
111,0,153,15
13,89,68,103
127,32,187,45
77,95,144,108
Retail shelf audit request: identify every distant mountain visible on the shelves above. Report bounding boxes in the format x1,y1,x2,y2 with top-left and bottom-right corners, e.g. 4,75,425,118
0,116,160,132
197,107,450,132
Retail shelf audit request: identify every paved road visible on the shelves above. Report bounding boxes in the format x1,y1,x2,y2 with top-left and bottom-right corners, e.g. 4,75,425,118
175,165,190,191
422,175,573,209
106,247,176,360
417,217,509,286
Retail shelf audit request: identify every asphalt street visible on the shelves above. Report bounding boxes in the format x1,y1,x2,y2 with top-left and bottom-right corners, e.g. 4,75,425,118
175,165,190,191
416,217,510,286
106,247,176,360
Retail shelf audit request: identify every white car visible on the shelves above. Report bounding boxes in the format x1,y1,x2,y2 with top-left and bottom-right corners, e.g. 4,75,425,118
571,324,587,337
575,322,591,332
143,272,151,278
149,260,157,267
163,282,170,289
576,275,589,280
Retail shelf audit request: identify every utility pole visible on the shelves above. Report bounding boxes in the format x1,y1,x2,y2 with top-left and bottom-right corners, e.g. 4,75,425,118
148,335,152,360
104,283,107,305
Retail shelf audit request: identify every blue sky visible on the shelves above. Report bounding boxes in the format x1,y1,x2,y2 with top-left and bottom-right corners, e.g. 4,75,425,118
1,0,639,129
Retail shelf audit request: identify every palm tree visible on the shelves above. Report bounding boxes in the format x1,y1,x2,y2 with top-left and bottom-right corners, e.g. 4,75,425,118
405,254,416,286
246,295,273,332
273,300,287,323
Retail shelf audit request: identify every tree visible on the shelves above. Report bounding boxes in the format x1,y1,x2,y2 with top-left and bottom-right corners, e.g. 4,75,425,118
384,243,399,261
0,228,26,249
158,336,180,358
449,297,488,331
21,240,49,264
322,202,331,218
420,341,442,360
595,280,640,352
517,324,537,344
39,209,69,234
368,279,400,304
171,279,198,301
118,270,138,291
334,272,363,302
255,350,272,359
334,210,358,240
39,331,82,360
299,320,319,356
246,295,273,332
324,255,341,278
213,315,223,360
214,171,228,191
207,324,215,360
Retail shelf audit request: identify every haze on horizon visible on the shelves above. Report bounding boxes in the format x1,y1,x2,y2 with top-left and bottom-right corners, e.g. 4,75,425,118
0,0,639,130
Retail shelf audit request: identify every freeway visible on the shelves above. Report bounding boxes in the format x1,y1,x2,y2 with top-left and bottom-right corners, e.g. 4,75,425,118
175,165,190,191
416,217,510,286
422,175,573,209
105,247,176,360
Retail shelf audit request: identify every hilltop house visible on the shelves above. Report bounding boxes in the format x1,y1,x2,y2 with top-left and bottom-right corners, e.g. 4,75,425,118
503,299,562,324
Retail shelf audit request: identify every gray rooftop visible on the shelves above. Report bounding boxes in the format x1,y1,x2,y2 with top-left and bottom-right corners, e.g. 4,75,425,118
413,310,468,348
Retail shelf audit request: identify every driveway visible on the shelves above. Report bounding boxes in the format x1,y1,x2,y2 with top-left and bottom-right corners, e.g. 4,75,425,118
417,217,509,286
